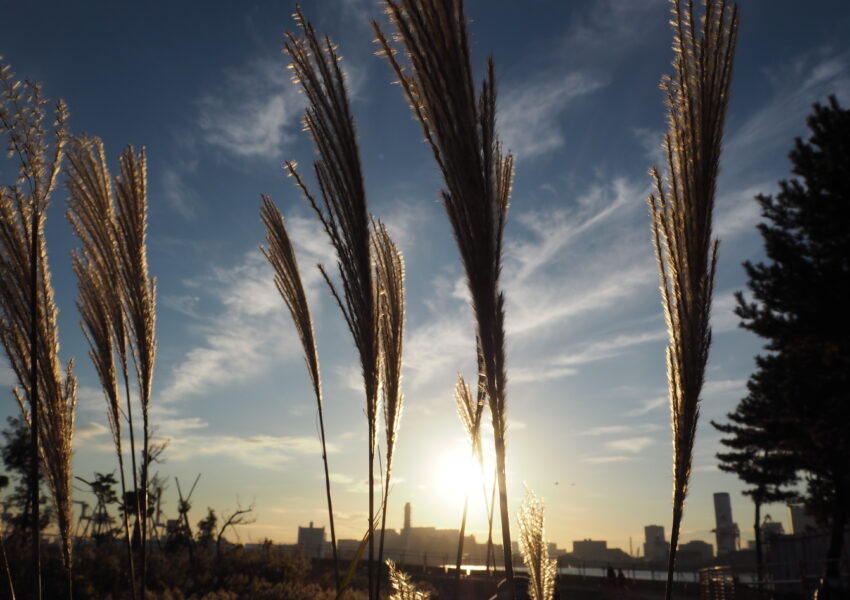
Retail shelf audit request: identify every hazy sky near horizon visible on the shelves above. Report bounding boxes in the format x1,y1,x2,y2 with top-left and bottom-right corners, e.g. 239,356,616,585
2,0,849,553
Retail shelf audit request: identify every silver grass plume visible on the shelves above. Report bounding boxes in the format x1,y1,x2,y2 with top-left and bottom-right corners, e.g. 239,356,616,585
455,373,483,464
284,7,380,597
65,136,138,597
373,219,405,591
113,145,156,597
0,60,76,588
453,371,484,594
260,194,340,590
648,2,737,598
386,559,430,600
517,489,556,600
374,0,516,588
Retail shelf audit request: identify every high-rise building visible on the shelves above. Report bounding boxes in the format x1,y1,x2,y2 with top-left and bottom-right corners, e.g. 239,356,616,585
644,525,669,563
297,521,325,558
761,514,784,537
713,492,740,555
404,502,411,531
572,539,608,561
787,504,818,534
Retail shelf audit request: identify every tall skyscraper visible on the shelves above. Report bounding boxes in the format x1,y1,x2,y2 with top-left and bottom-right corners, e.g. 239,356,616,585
713,492,740,555
403,502,411,531
644,525,669,562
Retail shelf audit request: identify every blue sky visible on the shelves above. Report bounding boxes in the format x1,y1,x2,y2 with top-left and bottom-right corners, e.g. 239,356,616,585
2,0,849,552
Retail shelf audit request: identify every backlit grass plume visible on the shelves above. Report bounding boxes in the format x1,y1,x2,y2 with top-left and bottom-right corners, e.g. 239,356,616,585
374,0,516,589
260,194,340,590
66,136,138,597
113,145,157,597
647,1,738,597
453,371,483,590
373,219,405,593
284,7,381,597
386,560,430,600
0,58,74,598
517,489,556,600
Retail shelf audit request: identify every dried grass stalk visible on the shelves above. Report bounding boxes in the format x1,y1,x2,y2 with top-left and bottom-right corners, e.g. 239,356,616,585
647,1,737,597
453,371,483,594
113,145,156,597
0,59,75,594
284,7,381,597
374,0,516,589
66,135,138,597
373,219,405,591
260,194,340,590
386,559,430,600
517,489,557,600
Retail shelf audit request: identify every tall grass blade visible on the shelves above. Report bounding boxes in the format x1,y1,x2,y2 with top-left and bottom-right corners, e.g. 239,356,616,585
0,59,73,599
284,6,381,598
373,219,405,597
260,194,340,591
113,145,157,599
648,2,738,598
374,2,516,593
453,372,483,597
66,136,138,598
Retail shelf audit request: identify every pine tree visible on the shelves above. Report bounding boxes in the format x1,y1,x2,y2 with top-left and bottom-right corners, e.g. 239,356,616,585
712,379,797,596
734,96,850,583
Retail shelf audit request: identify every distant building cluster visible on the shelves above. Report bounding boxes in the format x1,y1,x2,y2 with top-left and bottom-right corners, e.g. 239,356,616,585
297,502,555,565
295,491,848,579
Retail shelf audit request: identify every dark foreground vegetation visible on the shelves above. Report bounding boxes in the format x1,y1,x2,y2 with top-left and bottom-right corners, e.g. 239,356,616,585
1,538,352,600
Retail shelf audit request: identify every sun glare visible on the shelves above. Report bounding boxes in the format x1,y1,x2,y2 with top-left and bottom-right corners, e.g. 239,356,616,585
434,447,482,503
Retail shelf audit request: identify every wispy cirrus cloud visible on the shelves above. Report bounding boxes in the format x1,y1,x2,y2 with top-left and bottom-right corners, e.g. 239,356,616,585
627,395,667,417
500,73,603,160
605,435,655,454
161,216,332,405
580,423,663,437
583,455,638,465
161,164,199,220
166,433,337,470
198,58,304,159
725,51,850,178
75,421,110,442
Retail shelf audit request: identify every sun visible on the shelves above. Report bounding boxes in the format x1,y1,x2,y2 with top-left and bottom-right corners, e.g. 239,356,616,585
433,445,481,503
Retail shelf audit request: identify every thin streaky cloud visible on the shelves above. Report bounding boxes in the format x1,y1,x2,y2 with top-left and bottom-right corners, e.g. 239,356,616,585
583,455,639,465
500,72,604,160
160,251,295,404
161,166,199,220
506,177,644,284
580,423,663,437
75,421,110,443
166,433,338,470
626,396,667,417
197,58,304,159
605,436,654,454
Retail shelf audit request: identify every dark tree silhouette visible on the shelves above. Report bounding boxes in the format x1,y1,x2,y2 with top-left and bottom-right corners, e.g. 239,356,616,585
0,417,51,537
735,96,850,585
712,387,797,596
